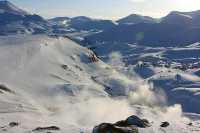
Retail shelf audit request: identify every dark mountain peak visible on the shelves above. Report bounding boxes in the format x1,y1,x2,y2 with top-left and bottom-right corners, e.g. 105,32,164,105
117,13,156,25
169,11,182,15
0,0,28,15
169,10,200,18
71,16,92,22
127,13,145,17
161,11,193,25
167,11,192,17
188,10,200,16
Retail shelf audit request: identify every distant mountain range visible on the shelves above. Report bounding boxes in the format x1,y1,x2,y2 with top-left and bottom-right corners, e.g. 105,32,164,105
49,16,116,33
86,10,200,47
1,0,200,47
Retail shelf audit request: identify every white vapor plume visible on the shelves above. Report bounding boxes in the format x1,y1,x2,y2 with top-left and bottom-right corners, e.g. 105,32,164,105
20,50,189,132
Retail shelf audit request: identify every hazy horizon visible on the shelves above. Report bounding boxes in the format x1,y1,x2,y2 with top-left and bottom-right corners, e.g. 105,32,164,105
6,0,200,20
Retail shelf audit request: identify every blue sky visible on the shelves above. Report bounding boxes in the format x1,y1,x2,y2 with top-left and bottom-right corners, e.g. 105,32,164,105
9,0,200,19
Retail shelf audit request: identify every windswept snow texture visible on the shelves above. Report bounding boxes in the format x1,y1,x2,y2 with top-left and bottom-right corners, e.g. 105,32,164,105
0,35,199,133
78,39,200,114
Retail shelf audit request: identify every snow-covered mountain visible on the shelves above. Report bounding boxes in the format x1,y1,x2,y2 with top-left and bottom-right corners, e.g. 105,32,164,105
0,1,200,133
0,0,28,15
161,10,200,27
80,37,200,112
0,1,51,35
49,17,71,25
161,11,193,25
49,16,116,34
117,14,156,25
0,35,199,133
85,21,200,47
84,10,200,47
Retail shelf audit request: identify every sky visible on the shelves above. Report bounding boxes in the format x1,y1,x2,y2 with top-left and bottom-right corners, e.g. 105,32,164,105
9,0,200,19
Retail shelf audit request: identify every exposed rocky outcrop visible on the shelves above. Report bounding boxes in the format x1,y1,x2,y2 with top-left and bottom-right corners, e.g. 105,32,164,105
93,115,151,133
89,52,99,63
93,123,138,133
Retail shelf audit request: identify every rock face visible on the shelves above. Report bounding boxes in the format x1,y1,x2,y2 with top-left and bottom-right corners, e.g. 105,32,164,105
93,115,151,133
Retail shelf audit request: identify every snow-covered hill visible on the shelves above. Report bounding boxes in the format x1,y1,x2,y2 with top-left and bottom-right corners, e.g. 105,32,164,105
0,1,51,35
74,37,200,113
117,14,156,25
0,35,199,133
0,0,28,15
49,16,116,35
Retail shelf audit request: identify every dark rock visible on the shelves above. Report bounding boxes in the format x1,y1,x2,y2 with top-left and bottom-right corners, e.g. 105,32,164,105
188,122,193,126
0,84,14,93
93,115,151,133
114,120,128,127
2,128,7,131
160,122,170,127
61,64,68,70
93,123,138,133
9,122,19,127
74,65,83,71
32,126,60,131
89,52,99,63
126,115,151,128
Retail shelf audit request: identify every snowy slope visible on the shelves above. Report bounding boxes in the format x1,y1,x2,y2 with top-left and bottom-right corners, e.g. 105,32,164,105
0,0,28,15
0,35,199,133
0,1,51,35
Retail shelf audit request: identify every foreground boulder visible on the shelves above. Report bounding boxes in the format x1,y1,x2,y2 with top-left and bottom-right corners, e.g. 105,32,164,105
126,115,151,128
93,115,150,133
93,123,138,133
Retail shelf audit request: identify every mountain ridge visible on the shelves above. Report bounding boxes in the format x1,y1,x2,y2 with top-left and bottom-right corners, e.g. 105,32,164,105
0,0,51,34
117,14,157,25
0,0,28,15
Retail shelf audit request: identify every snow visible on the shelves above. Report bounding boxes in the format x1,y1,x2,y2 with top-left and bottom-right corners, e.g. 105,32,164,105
0,35,199,132
0,0,28,15
173,87,200,93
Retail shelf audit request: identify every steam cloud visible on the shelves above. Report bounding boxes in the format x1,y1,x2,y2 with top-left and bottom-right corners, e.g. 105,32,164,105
24,51,189,132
